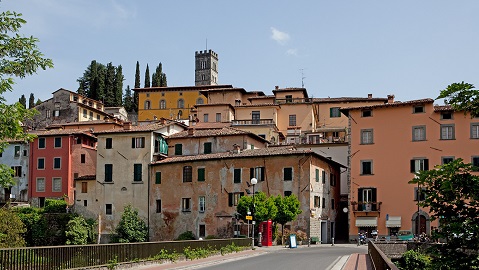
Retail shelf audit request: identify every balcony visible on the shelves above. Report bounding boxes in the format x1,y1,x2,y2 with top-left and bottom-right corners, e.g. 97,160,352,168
351,201,382,216
232,119,275,126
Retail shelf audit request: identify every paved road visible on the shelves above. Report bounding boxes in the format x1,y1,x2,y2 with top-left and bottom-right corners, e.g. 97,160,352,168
136,244,368,270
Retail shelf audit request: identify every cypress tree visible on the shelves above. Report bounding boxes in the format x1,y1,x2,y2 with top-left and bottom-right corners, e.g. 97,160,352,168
95,64,106,103
18,95,26,108
144,64,150,88
35,98,42,106
123,85,133,112
151,72,158,87
135,61,140,89
114,65,124,106
104,62,116,107
28,93,35,109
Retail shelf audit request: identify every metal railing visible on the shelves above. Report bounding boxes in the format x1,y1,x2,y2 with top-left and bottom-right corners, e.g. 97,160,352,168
368,241,399,270
0,238,251,270
232,119,275,125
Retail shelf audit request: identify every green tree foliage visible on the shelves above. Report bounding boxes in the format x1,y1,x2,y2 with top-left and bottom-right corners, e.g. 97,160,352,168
44,198,67,213
237,192,278,223
144,64,150,88
409,159,479,269
104,62,115,106
175,231,196,240
273,194,302,244
152,62,167,87
28,93,34,108
113,204,148,243
18,94,26,108
14,206,43,246
114,65,124,107
35,98,42,105
0,10,52,188
134,61,141,88
437,81,479,118
395,249,432,270
65,216,97,245
0,207,26,248
123,85,133,112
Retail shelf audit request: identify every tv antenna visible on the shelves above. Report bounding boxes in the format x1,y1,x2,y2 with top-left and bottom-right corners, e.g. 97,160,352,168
300,68,306,88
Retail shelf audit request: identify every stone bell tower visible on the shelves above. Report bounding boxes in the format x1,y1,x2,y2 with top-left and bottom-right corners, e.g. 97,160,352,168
195,50,218,86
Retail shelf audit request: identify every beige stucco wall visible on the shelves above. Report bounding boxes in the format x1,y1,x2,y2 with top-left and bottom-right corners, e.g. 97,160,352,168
196,105,234,123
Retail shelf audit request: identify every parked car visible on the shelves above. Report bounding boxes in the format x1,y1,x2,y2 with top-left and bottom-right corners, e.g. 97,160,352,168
397,230,414,241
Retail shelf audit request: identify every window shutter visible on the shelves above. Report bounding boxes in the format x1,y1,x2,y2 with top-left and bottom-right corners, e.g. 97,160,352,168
228,193,233,207
260,167,265,181
240,192,244,197
155,172,161,184
358,189,363,201
410,160,415,173
198,168,205,181
250,168,254,179
322,170,326,184
315,169,319,182
329,108,333,117
424,159,429,170
131,138,135,148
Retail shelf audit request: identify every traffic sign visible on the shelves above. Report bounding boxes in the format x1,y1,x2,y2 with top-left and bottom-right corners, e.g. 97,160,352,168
246,215,252,220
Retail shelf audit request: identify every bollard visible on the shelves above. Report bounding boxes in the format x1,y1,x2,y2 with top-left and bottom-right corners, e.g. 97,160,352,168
331,237,335,246
308,237,311,247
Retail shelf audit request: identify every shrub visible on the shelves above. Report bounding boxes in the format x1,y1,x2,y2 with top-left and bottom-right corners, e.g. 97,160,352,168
44,199,67,213
175,231,196,241
113,204,148,243
395,249,432,270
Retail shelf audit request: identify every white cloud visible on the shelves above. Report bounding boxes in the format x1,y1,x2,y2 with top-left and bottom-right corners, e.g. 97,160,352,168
286,49,298,56
270,27,290,45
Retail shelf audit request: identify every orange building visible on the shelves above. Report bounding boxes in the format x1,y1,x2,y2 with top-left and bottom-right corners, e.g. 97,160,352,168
341,97,479,241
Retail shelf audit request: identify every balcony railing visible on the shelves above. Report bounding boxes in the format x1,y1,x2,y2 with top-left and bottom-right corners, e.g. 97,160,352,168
232,119,275,126
351,201,382,212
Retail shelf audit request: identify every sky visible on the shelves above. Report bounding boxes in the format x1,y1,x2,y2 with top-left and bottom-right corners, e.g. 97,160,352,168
2,0,479,105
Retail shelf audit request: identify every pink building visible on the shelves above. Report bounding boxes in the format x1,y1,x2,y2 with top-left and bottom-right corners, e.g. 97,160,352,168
29,129,97,207
341,97,479,240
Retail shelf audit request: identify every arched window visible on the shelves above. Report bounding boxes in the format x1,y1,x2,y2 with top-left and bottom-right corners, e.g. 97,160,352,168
177,99,184,109
160,99,166,109
144,100,151,110
196,98,204,105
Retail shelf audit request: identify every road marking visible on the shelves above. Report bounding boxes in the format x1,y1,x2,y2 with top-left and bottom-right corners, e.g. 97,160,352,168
327,255,349,270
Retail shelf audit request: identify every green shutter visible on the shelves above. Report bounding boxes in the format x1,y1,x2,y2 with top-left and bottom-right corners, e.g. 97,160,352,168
134,164,142,181
175,144,182,155
315,169,319,182
155,172,161,184
204,142,212,154
234,169,241,183
198,168,205,182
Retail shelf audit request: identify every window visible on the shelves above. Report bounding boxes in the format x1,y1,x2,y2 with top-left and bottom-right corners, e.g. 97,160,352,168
289,115,296,126
83,109,87,118
413,105,425,113
196,98,204,105
285,95,293,103
314,196,320,208
358,188,378,211
204,114,209,122
284,191,292,197
361,160,372,175
440,124,455,140
183,166,192,182
11,166,22,177
36,178,45,192
144,100,151,110
84,200,88,207
471,123,479,139
105,164,113,182
175,144,183,155
38,138,46,149
234,168,242,183
52,177,62,192
54,110,60,117
156,200,161,213
199,196,205,212
46,109,51,118
283,167,293,181
322,170,326,184
14,145,20,157
197,168,205,182
331,199,335,209
216,113,221,122
37,158,45,169
182,198,191,212
360,129,373,144
472,156,479,171
155,172,161,184
81,154,85,164
414,187,426,201
322,198,326,208
315,169,319,182
160,100,166,109
89,111,93,120
131,137,145,148
53,157,61,169
81,182,87,193
23,149,27,156
410,158,429,172
199,225,206,238
441,112,453,120
412,126,426,141
106,204,112,215
440,156,454,164
133,164,142,181
252,111,260,124
106,138,112,149
250,167,265,181
97,114,100,120
204,142,212,154
330,173,336,186
330,107,341,117
362,110,372,117
177,99,184,109
228,192,244,206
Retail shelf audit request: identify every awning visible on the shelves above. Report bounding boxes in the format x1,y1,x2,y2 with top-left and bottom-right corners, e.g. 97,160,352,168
386,216,401,227
355,217,378,227
314,127,347,133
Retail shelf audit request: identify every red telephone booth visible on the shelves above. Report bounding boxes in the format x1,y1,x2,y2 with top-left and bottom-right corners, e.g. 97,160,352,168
259,220,273,246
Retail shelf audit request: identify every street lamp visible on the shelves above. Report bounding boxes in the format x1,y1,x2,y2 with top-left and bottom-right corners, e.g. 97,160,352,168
415,175,421,238
251,177,257,248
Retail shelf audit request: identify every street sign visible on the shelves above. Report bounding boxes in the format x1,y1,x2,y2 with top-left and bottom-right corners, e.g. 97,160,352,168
246,215,252,220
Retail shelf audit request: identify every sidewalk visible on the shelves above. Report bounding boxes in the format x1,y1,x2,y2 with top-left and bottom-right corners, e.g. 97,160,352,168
341,253,373,270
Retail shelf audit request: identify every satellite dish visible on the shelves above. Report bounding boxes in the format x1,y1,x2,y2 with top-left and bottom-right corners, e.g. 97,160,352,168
343,207,348,213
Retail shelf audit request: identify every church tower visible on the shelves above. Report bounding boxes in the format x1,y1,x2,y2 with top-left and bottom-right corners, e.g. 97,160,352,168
195,50,218,86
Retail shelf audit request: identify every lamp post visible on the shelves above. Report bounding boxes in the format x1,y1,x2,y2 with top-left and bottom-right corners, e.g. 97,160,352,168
251,177,257,249
415,175,420,238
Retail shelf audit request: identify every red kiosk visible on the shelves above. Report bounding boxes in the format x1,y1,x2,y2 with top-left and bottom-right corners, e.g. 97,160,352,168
259,220,273,246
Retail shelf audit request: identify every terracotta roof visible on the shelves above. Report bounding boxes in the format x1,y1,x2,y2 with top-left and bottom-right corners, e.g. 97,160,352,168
434,105,453,111
75,175,96,180
235,103,279,107
52,88,104,104
340,98,434,116
133,85,233,92
92,122,181,134
272,87,308,98
312,97,388,103
194,103,235,109
190,122,232,129
30,129,96,137
46,120,123,129
248,95,275,99
152,146,346,168
168,127,253,139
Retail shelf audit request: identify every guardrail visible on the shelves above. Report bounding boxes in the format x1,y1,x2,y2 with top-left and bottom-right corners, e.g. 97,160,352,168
0,238,251,270
368,241,399,270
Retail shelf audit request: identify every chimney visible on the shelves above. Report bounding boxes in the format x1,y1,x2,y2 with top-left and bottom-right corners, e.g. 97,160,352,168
160,118,166,125
123,122,132,130
387,95,395,104
368,94,372,99
233,144,241,154
188,128,194,136
275,86,279,90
